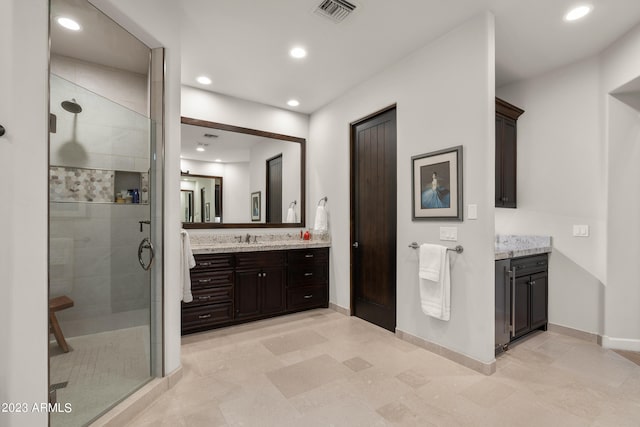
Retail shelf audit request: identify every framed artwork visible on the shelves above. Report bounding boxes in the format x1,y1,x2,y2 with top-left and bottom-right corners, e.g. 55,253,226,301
411,145,463,221
251,191,261,221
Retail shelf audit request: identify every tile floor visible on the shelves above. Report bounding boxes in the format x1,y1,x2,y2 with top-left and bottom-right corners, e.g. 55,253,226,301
128,309,640,426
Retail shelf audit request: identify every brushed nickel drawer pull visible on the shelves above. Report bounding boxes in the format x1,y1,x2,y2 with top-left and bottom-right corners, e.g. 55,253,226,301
305,254,314,258
198,296,211,301
304,273,314,277
303,295,313,299
198,314,212,319
199,262,211,266
198,278,212,283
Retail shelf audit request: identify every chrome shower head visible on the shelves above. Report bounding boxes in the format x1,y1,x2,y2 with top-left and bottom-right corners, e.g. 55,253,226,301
61,98,82,114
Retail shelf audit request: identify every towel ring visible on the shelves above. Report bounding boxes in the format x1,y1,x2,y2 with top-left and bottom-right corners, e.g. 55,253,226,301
289,200,297,208
318,196,328,206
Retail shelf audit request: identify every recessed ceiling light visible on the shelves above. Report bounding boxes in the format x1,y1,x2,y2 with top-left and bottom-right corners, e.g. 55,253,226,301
214,159,222,162
290,47,307,59
287,99,300,107
196,76,212,85
564,5,592,21
57,17,81,31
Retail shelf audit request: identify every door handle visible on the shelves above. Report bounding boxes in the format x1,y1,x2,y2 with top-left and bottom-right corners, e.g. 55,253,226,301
352,242,359,248
138,238,155,271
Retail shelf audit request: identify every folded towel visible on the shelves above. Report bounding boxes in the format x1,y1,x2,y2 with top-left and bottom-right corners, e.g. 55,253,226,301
286,207,297,223
180,229,196,303
419,243,441,281
418,244,450,321
313,205,328,231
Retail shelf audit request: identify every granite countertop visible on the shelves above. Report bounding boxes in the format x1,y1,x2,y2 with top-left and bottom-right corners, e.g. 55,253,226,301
495,235,552,260
187,231,331,255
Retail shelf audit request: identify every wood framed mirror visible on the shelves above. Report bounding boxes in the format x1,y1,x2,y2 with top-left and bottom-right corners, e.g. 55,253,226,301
180,117,305,229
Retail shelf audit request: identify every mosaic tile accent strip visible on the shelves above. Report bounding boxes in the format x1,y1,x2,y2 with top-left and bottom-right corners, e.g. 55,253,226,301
50,166,115,203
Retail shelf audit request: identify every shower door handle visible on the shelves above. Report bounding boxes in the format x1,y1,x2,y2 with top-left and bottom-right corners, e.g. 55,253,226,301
138,238,155,271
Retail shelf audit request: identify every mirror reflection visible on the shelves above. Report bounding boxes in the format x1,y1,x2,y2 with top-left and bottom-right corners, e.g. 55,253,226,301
180,117,305,228
180,174,222,223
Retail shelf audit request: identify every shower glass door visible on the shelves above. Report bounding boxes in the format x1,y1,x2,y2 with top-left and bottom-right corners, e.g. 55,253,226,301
49,73,156,426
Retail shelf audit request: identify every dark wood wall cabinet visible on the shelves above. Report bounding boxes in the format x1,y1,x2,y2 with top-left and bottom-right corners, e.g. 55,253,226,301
495,97,524,208
182,247,329,335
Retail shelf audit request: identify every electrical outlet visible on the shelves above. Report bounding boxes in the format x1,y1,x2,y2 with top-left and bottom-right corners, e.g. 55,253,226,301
440,227,458,241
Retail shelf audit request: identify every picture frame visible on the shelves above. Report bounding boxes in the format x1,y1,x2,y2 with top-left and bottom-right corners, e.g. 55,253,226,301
251,191,261,221
411,145,463,221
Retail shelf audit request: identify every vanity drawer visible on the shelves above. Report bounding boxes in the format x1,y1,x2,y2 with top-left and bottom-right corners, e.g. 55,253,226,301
184,285,233,307
288,264,328,287
181,302,233,332
287,285,327,310
190,270,233,289
192,254,234,273
288,248,329,266
236,251,285,270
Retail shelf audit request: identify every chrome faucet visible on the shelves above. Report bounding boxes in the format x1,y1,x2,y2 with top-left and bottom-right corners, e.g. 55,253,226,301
245,233,251,243
235,235,243,243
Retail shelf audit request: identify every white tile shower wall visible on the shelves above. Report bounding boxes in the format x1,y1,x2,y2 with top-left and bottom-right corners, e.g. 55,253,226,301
50,202,150,338
50,58,150,173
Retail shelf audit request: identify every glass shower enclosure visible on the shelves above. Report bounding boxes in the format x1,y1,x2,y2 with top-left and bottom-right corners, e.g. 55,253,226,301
48,73,159,426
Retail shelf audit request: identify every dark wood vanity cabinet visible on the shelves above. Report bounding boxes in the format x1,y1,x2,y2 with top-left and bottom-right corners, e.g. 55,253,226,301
287,248,329,311
511,254,548,340
181,254,235,334
182,247,329,335
235,252,286,320
495,97,524,208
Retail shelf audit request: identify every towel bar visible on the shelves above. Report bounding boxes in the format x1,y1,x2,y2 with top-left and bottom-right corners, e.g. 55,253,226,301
408,242,463,253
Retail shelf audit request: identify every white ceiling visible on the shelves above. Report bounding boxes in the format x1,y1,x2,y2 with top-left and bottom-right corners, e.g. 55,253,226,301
180,0,640,114
181,123,273,163
56,0,640,115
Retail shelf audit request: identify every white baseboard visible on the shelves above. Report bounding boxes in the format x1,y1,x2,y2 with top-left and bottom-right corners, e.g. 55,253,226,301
601,336,640,352
329,302,350,316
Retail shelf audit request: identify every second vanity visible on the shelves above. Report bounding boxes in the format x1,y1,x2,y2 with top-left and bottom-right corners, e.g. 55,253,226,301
182,234,330,335
495,235,552,353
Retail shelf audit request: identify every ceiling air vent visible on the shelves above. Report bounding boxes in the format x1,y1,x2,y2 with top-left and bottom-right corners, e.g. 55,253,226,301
314,0,357,23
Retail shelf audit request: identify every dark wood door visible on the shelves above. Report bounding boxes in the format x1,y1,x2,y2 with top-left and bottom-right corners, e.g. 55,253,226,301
266,154,283,223
513,276,530,338
235,270,261,320
351,107,397,332
261,266,286,314
529,272,548,330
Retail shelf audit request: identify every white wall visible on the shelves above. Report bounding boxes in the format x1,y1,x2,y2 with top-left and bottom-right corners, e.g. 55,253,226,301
91,0,184,374
495,57,606,334
0,0,49,425
309,13,496,364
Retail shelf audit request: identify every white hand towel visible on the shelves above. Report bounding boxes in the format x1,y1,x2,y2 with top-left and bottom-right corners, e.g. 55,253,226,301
313,205,328,231
286,207,297,223
180,229,196,303
418,244,450,321
419,243,441,282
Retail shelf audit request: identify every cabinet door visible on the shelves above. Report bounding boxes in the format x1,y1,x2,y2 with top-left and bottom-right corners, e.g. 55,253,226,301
496,115,517,208
513,276,530,338
529,272,548,330
261,266,286,314
235,270,261,320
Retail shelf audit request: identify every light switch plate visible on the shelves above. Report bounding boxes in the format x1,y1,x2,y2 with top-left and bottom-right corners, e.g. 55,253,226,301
440,227,458,241
573,225,590,237
468,204,478,220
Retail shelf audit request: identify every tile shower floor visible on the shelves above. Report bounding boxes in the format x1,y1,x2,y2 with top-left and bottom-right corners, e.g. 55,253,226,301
128,309,640,426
